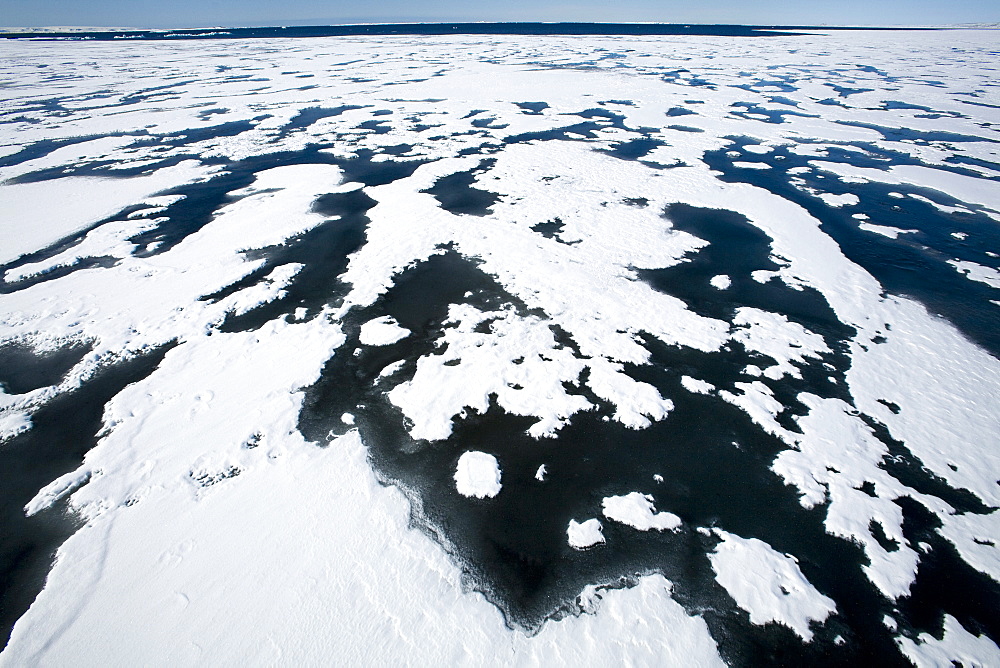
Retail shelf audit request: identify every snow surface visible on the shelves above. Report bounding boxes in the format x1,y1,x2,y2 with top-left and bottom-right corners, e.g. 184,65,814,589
454,451,502,499
709,530,836,642
949,259,1000,289
680,376,715,395
857,223,918,239
602,492,682,532
898,614,1000,668
709,274,731,290
0,161,219,265
358,315,411,346
567,519,606,550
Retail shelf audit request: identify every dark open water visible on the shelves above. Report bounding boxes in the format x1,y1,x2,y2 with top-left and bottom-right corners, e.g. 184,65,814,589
0,23,935,42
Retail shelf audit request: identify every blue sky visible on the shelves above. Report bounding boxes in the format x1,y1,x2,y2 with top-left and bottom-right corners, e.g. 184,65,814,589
2,0,998,28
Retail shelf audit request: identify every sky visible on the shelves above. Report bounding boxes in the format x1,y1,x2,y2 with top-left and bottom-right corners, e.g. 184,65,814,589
1,0,998,29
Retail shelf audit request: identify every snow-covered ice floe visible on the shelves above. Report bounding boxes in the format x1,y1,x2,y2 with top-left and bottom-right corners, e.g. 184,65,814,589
0,27,998,666
454,451,502,498
567,518,606,550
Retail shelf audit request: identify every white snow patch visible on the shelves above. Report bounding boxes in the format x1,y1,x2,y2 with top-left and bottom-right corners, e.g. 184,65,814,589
709,530,836,642
938,510,1000,583
812,161,1000,216
567,519,605,549
454,451,502,499
680,376,715,395
948,259,1000,289
709,274,731,289
897,614,1000,668
772,394,922,599
376,360,405,379
0,409,31,442
24,469,91,516
847,297,1000,508
358,316,411,346
4,216,163,283
217,263,304,318
387,304,592,441
858,223,918,239
816,192,859,208
730,307,829,380
602,492,681,532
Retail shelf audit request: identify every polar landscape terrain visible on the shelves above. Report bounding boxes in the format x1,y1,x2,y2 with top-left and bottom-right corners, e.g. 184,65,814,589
0,27,998,666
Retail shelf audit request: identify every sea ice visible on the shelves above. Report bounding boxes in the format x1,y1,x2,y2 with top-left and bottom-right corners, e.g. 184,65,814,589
1,27,999,666
454,451,502,499
858,223,918,239
709,274,731,289
680,376,715,395
709,530,836,642
897,614,1000,668
567,519,605,549
602,492,681,532
358,315,411,346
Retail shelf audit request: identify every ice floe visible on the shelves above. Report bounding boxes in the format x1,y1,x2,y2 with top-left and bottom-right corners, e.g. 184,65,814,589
358,315,411,346
709,529,836,642
567,519,605,550
857,223,918,239
898,615,1000,668
454,451,502,499
602,492,681,532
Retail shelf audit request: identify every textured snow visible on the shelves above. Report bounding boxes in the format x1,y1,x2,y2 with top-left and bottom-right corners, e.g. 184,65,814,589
454,451,502,499
730,308,829,381
709,529,836,641
0,407,30,442
938,510,1000,583
898,615,1000,668
772,394,923,599
5,216,164,283
602,492,682,532
567,519,605,550
816,192,860,208
388,305,593,441
4,430,723,667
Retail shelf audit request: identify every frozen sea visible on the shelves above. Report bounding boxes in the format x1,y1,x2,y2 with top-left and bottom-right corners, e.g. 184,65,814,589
0,25,999,666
